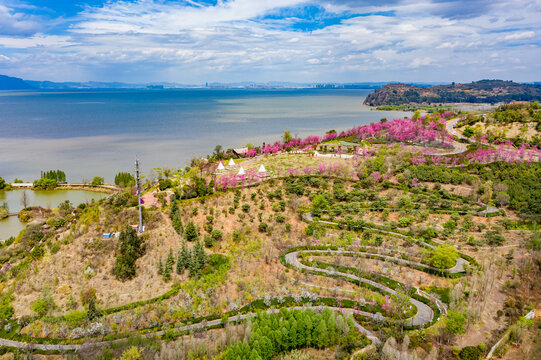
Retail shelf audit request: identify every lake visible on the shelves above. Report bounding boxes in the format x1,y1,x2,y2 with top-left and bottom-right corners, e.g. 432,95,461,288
0,88,410,183
0,189,108,240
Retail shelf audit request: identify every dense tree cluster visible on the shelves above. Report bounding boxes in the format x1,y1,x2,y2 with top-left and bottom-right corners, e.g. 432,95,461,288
169,201,183,235
41,170,66,183
113,226,146,280
174,239,207,278
222,308,360,360
114,172,135,187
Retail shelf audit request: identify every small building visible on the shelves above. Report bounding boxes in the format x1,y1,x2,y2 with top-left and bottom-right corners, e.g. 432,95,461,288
316,140,358,153
11,183,33,188
233,147,249,156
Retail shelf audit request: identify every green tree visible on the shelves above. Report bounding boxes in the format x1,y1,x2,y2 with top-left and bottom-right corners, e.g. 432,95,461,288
193,238,207,270
463,126,474,138
91,176,104,186
87,298,101,321
184,221,199,242
430,244,459,270
312,194,328,211
0,177,5,189
282,130,293,143
114,172,135,187
113,226,146,280
446,311,467,335
180,240,190,272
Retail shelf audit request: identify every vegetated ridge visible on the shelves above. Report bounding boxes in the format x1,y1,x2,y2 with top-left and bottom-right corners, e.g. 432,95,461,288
364,80,541,106
0,75,34,90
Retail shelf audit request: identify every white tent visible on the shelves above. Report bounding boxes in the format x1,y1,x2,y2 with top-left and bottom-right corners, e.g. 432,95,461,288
258,164,267,173
217,161,225,171
238,166,245,176
228,158,236,167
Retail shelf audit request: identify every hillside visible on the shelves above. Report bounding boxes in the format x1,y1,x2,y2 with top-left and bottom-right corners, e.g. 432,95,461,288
0,74,34,90
0,105,540,359
364,80,541,106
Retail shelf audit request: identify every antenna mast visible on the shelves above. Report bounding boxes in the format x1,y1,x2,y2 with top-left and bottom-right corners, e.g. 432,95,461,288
135,158,143,233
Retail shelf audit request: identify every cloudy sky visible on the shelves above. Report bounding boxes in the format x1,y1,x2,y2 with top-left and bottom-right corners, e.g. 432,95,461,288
0,0,539,83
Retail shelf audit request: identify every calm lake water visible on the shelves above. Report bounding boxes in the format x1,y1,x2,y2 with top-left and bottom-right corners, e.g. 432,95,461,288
0,88,410,183
0,189,108,240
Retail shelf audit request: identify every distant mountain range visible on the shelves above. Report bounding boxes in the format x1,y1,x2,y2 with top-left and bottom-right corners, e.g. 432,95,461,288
363,80,541,106
0,75,35,90
0,73,447,91
1,75,540,101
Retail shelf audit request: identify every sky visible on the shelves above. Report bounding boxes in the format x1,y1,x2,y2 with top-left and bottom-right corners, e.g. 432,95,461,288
0,0,539,83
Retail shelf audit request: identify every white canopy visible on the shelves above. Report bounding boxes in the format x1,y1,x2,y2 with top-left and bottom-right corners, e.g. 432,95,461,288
238,166,245,176
258,164,267,173
228,158,236,166
217,161,225,170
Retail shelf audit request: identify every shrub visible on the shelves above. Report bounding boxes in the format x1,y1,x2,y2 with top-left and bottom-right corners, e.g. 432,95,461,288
204,234,213,247
80,287,97,305
0,176,5,189
64,310,86,327
242,204,250,213
0,295,14,321
276,215,286,223
158,179,173,191
459,346,481,360
31,295,56,317
258,222,269,233
120,346,142,360
211,229,223,242
33,178,57,190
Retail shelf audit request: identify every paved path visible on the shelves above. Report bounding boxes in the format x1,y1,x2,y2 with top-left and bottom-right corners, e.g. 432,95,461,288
285,251,433,327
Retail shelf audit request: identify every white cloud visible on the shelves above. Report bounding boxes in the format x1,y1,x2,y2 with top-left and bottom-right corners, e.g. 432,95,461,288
0,0,539,82
410,57,434,68
0,33,74,49
503,30,535,40
0,4,42,36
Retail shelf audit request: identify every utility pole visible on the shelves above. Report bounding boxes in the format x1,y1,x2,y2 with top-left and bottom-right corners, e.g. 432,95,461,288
135,158,143,233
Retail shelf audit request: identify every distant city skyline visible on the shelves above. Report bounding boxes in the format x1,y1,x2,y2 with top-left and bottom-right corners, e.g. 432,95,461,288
0,0,539,83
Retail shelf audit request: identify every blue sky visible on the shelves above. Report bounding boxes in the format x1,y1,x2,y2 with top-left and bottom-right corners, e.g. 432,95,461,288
0,0,539,83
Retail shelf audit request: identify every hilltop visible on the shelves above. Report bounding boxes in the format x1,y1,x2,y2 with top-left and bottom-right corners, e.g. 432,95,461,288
364,80,541,106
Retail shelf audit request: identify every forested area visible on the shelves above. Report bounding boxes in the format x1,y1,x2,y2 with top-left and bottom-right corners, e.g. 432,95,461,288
222,308,363,360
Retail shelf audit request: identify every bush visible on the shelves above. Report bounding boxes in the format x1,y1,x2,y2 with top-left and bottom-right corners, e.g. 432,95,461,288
0,177,5,189
158,179,173,191
33,178,57,190
211,229,223,242
258,222,269,233
459,346,481,360
0,295,14,321
64,310,86,327
31,295,56,317
204,234,213,247
276,215,286,223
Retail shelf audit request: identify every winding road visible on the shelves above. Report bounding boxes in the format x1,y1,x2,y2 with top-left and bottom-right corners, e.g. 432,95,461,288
0,238,470,352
